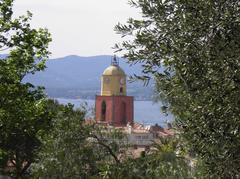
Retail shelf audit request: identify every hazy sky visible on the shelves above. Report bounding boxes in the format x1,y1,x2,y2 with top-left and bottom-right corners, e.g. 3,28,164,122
13,0,140,58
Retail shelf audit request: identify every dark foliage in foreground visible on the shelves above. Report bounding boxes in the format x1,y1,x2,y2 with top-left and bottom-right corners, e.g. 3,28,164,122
115,0,240,178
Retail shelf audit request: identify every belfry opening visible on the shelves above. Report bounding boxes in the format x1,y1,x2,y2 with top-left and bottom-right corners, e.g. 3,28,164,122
101,101,106,121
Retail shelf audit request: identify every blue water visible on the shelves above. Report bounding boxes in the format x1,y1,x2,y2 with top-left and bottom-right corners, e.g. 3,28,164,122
56,98,174,127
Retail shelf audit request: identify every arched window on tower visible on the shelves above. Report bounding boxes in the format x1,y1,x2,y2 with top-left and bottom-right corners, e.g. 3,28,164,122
101,101,106,121
121,102,127,125
120,87,123,94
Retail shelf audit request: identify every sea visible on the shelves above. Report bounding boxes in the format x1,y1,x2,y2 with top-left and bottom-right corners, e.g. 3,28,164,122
56,98,174,127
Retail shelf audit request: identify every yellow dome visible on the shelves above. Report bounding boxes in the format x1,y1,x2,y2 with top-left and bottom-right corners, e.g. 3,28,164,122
103,65,126,76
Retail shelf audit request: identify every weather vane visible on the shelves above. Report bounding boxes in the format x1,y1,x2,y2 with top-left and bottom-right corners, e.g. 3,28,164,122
111,54,119,66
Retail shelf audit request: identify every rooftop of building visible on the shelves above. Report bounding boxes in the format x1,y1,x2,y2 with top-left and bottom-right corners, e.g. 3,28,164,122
102,55,126,76
84,119,174,137
102,65,126,76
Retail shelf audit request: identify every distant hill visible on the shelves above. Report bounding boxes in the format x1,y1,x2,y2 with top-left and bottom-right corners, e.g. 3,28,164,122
21,55,155,99
24,55,144,88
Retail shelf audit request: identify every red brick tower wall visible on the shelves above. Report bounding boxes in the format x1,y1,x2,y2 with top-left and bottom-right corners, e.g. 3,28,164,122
95,95,134,126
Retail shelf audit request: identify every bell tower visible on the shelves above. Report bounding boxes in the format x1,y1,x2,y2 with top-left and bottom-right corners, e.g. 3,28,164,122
95,55,134,126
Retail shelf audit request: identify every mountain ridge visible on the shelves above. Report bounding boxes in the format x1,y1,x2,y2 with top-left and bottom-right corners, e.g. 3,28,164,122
22,55,153,100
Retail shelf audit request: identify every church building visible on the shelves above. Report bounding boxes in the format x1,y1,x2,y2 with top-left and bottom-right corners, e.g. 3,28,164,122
95,56,134,126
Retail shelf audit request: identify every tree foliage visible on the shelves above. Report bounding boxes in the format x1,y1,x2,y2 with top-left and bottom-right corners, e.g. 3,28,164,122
0,0,51,178
32,102,192,179
31,101,129,178
99,136,192,179
115,0,240,178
